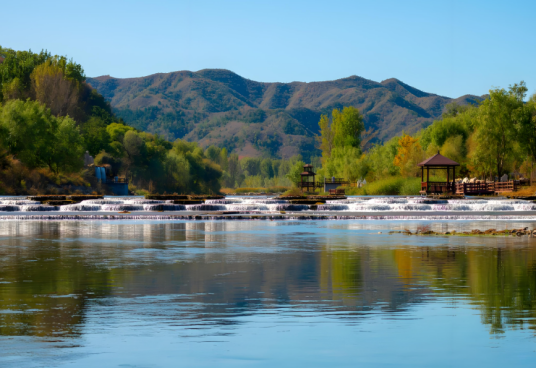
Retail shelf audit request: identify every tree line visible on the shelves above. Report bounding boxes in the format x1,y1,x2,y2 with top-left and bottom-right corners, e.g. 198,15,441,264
315,82,536,191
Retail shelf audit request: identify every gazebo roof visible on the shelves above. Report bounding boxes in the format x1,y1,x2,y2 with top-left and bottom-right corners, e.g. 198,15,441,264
417,152,460,167
300,171,316,176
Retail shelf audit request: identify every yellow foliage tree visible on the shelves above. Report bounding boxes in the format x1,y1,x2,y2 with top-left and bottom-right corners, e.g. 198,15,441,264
31,59,81,119
394,134,423,177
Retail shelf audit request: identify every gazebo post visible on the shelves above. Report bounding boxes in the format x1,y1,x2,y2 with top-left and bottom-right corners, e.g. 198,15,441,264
446,166,449,192
453,166,456,193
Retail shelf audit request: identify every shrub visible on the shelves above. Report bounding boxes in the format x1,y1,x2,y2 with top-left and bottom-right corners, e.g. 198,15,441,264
346,176,423,196
282,187,304,197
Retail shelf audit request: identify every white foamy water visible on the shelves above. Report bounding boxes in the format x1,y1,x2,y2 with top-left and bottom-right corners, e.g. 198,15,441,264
0,196,534,213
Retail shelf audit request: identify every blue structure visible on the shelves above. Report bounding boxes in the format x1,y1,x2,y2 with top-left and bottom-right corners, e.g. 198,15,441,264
107,181,129,195
95,166,129,195
323,177,348,192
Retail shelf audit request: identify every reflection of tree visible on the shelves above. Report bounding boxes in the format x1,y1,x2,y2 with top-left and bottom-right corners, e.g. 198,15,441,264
2,220,536,338
391,245,536,334
0,238,113,337
321,249,362,305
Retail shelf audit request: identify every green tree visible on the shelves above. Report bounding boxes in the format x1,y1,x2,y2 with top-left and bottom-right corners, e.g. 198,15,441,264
260,158,274,178
286,160,306,187
82,117,111,156
316,107,365,180
205,145,221,164
332,106,364,149
0,99,56,168
48,116,84,173
515,91,536,181
475,85,524,177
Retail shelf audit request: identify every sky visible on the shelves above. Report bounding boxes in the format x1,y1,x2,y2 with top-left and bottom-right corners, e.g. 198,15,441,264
2,0,535,99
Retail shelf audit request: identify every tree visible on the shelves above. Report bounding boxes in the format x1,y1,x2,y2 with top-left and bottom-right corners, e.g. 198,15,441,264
31,59,81,119
317,114,334,161
332,106,364,149
0,99,56,169
260,158,274,178
82,117,111,156
205,145,221,164
394,134,423,177
317,106,365,179
219,148,229,171
286,160,306,187
475,86,523,177
516,92,536,183
0,99,84,173
48,116,84,173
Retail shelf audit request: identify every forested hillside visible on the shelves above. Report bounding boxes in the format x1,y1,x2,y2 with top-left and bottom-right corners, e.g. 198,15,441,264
0,47,223,194
88,70,484,160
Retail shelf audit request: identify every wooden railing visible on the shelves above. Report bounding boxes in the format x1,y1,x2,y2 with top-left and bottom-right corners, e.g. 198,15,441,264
328,189,346,195
324,178,349,185
421,182,455,194
494,181,518,192
454,181,519,194
299,182,322,191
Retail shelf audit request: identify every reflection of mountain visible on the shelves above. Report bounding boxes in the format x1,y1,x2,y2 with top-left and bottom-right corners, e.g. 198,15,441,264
0,221,535,338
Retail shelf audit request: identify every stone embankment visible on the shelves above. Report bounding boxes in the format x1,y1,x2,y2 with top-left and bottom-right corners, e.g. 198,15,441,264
390,228,536,237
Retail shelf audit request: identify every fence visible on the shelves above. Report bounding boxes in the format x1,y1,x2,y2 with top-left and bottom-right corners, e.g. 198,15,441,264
453,181,518,195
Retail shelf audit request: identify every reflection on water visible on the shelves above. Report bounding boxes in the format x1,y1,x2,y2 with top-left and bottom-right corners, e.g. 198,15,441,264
1,220,536,367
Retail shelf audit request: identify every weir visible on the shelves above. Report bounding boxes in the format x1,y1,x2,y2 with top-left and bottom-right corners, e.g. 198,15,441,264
0,196,535,215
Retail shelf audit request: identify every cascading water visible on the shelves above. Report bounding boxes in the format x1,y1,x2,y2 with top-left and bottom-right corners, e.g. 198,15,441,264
20,205,58,211
0,196,534,214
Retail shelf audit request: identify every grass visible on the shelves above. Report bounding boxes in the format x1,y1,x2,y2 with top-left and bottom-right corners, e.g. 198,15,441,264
510,185,536,197
221,186,290,195
345,176,445,196
345,177,421,196
281,187,305,197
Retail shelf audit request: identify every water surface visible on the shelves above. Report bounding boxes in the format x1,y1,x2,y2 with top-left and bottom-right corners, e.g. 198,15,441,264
1,219,536,367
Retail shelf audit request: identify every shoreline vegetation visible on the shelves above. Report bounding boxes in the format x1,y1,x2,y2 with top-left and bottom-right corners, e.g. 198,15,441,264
390,226,536,237
0,46,535,198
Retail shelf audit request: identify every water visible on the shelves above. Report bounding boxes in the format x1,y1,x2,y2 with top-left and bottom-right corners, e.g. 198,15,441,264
1,196,536,213
1,219,536,367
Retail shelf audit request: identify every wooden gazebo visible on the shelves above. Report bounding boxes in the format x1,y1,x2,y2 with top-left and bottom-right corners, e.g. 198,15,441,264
418,152,460,195
300,164,317,192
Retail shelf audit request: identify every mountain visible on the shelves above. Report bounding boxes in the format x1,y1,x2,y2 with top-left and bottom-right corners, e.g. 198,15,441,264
87,70,484,160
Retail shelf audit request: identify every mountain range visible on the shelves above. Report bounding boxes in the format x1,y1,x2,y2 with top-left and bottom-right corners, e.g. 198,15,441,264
87,70,485,159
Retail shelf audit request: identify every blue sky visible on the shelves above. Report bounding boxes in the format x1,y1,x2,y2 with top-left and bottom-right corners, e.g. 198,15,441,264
2,0,535,98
